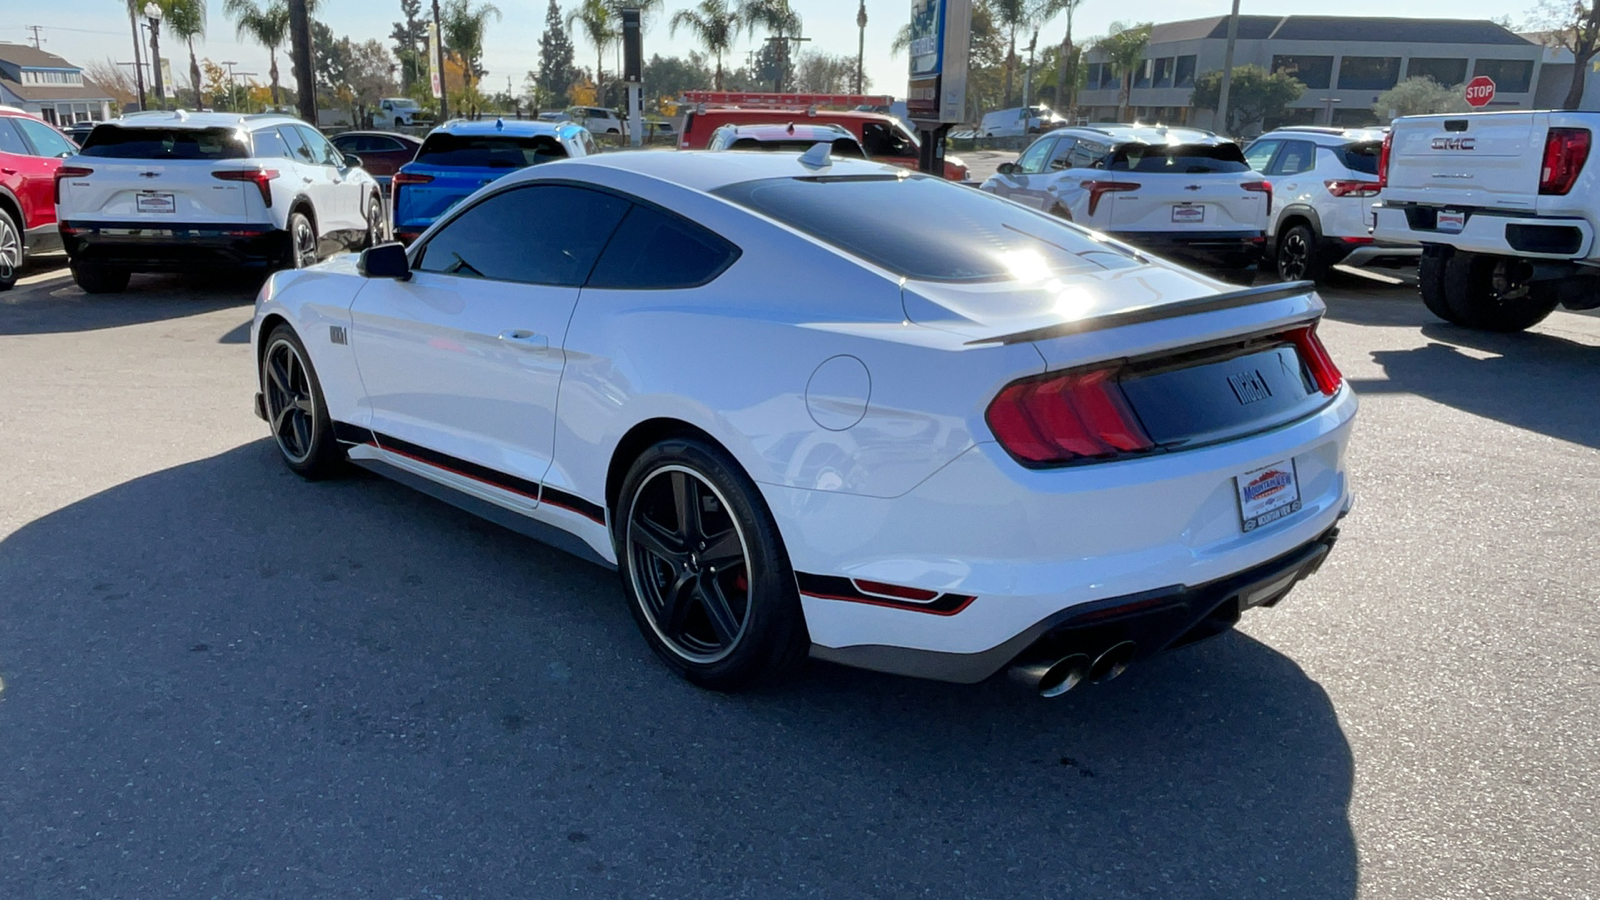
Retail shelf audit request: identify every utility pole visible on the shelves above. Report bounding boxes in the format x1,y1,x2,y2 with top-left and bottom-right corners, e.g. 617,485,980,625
1216,0,1241,134
25,25,44,50
431,0,449,120
1022,29,1038,110
144,4,165,110
288,0,316,124
127,6,147,110
856,1,867,95
221,61,238,111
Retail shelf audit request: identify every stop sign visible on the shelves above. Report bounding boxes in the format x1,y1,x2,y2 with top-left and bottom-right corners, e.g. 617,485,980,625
1465,75,1496,108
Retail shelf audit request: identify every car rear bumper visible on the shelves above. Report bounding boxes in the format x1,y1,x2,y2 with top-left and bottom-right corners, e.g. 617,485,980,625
1339,240,1422,267
60,221,288,271
1117,229,1266,269
766,386,1357,683
1373,204,1596,260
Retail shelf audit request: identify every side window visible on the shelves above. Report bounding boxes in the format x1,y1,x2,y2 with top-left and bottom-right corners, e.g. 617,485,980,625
253,128,293,159
374,136,406,152
278,126,314,165
1242,139,1281,173
1068,140,1107,169
579,130,597,155
1046,137,1078,171
14,118,76,158
1269,140,1316,176
588,203,740,289
1016,137,1055,174
415,184,631,286
0,119,30,156
295,125,340,166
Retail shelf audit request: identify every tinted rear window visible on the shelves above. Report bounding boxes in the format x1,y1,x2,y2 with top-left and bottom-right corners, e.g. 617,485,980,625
588,204,739,289
79,126,250,160
1339,141,1381,175
713,174,1140,283
414,133,566,168
1110,142,1249,174
729,137,864,157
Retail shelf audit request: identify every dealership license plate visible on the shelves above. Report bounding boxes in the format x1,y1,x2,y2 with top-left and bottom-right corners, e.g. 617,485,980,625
1172,203,1205,224
1235,460,1302,532
1436,210,1466,233
136,192,176,214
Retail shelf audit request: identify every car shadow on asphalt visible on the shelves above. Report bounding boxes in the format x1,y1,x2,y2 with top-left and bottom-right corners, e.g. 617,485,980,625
0,271,261,336
0,442,1356,899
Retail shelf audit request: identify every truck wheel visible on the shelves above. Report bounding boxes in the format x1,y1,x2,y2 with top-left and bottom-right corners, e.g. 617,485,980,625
1442,253,1559,332
1418,252,1461,324
395,117,405,128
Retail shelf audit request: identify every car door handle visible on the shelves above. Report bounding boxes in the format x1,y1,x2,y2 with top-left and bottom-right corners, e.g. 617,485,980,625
498,329,549,350
302,176,313,184
0,167,15,175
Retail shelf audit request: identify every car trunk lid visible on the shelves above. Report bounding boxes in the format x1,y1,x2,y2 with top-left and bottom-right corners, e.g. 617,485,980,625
1383,111,1544,211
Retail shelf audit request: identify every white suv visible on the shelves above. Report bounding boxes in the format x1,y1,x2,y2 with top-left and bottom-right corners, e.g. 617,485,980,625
57,112,384,293
567,106,625,136
981,124,1269,280
1244,126,1418,282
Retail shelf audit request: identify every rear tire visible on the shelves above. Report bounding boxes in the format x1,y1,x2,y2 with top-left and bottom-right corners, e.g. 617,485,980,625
616,437,809,691
71,263,130,294
1418,252,1460,324
0,209,21,292
1275,223,1326,283
362,194,386,249
1442,252,1558,332
284,210,317,269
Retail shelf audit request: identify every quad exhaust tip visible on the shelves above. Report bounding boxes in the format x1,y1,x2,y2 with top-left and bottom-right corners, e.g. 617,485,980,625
1009,641,1139,698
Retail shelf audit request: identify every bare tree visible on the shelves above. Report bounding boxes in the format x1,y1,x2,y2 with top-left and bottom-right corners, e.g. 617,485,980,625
83,57,139,109
1532,0,1600,109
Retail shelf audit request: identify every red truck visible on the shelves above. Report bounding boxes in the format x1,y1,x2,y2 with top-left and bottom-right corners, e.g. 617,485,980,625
677,92,970,182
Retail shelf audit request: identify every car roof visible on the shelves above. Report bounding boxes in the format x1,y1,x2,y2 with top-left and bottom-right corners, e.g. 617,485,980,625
693,108,897,124
715,122,854,139
1046,123,1227,145
513,151,905,194
1256,126,1387,144
105,110,304,131
332,130,422,142
428,118,579,138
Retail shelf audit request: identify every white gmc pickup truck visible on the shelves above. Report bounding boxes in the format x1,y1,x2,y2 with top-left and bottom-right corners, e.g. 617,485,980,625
1372,110,1599,331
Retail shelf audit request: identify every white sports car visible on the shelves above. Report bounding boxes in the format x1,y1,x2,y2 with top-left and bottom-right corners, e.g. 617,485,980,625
251,150,1356,695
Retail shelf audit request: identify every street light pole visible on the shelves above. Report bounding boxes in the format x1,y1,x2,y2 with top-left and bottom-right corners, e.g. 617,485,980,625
431,0,449,120
1216,0,1241,134
127,5,148,110
143,2,164,110
221,60,238,111
856,0,867,95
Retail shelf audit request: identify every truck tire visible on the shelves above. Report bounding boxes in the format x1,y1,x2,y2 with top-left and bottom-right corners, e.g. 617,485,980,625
1418,252,1460,324
1442,252,1559,332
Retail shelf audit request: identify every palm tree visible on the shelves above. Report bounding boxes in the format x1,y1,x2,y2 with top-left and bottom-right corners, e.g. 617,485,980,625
739,0,802,92
1095,22,1151,122
223,0,290,107
670,0,739,90
443,0,501,100
567,0,613,105
162,0,207,109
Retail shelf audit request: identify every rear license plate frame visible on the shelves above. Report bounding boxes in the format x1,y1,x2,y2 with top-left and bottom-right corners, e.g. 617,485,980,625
1436,210,1466,233
1235,459,1302,532
1172,203,1205,224
136,192,177,214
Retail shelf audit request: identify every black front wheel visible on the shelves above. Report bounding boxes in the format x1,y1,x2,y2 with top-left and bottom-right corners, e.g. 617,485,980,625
261,325,346,479
617,438,808,691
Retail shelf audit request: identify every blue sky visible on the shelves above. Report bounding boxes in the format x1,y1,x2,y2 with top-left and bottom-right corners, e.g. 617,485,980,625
5,1,1531,99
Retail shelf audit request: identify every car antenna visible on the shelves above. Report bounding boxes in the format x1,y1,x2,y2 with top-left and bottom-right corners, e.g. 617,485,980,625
798,142,833,170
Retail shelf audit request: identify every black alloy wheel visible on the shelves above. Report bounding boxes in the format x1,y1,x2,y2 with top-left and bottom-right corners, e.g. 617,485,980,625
1442,252,1559,332
287,211,317,269
1275,223,1324,283
363,194,386,249
261,325,344,478
0,210,20,291
618,439,808,690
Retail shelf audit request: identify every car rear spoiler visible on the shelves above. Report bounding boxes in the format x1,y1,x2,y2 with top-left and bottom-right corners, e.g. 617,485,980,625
963,281,1317,346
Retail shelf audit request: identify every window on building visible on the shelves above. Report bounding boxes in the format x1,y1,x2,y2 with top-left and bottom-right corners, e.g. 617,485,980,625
1272,55,1334,90
1332,107,1382,128
1134,59,1153,88
1473,58,1535,93
1174,56,1197,87
1406,58,1468,87
1338,57,1402,91
1085,63,1104,89
1152,58,1174,88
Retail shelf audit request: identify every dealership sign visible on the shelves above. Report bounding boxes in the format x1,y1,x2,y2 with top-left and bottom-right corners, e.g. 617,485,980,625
907,0,971,123
1465,75,1496,108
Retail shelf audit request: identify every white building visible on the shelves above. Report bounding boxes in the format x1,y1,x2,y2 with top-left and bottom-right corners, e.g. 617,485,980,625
0,44,115,125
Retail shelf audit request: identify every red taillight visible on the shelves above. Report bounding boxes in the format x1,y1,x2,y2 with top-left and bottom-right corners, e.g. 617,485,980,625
1243,179,1272,214
1325,180,1381,198
986,365,1154,465
1540,127,1591,196
1285,324,1343,396
391,171,435,186
54,165,94,204
1340,236,1375,244
212,168,279,207
1081,180,1140,216
1377,131,1394,189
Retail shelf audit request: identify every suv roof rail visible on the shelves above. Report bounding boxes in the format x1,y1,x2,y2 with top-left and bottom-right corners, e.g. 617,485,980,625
1274,126,1349,134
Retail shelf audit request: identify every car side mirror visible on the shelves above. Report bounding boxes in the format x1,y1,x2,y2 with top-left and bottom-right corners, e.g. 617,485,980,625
341,153,363,170
359,242,411,280
997,162,1016,175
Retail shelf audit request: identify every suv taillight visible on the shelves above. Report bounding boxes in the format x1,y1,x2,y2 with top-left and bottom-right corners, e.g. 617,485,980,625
391,171,434,186
1243,179,1272,213
986,365,1154,465
212,168,279,207
53,165,94,204
1080,180,1139,216
1377,131,1394,189
1325,180,1381,198
1540,127,1591,196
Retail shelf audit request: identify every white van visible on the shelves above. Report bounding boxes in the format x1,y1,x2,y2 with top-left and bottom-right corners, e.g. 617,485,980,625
980,105,1065,138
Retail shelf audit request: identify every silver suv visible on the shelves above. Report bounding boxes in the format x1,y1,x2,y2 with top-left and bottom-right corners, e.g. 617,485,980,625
1244,126,1418,282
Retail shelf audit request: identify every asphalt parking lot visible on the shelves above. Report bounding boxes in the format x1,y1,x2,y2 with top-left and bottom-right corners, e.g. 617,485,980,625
1,251,1597,899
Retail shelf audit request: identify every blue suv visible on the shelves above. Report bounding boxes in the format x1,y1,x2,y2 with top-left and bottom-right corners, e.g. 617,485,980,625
391,118,595,243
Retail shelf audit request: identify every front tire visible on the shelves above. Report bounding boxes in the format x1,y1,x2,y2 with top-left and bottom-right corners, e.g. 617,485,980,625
71,263,131,294
1442,252,1558,332
1275,223,1326,283
617,438,808,691
261,325,345,479
0,209,21,292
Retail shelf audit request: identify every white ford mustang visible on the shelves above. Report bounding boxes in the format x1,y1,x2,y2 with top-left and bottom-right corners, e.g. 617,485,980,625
251,150,1356,695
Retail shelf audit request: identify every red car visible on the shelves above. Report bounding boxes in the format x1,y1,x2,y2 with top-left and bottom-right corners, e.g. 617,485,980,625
329,130,422,191
0,107,76,291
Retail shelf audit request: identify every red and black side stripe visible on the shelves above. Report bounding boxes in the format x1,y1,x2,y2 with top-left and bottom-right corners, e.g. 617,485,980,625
333,421,606,525
795,573,976,616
